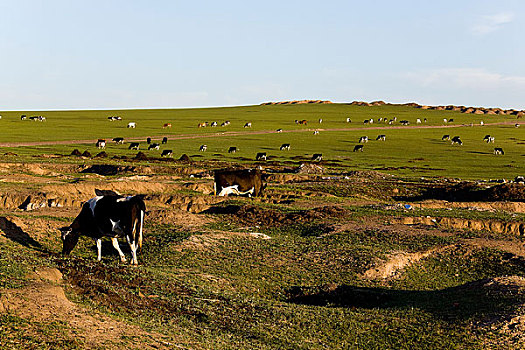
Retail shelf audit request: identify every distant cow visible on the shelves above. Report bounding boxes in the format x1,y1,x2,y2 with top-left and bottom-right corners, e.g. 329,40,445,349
163,123,172,128
312,154,322,162
516,123,520,128
442,135,450,141
108,116,118,121
148,143,160,150
162,137,168,144
276,128,283,133
198,122,208,128
96,139,106,149
20,115,27,120
60,190,146,265
256,152,267,161
112,137,124,144
298,120,307,125
128,143,140,150
346,117,351,123
214,169,264,197
451,136,463,145
161,150,173,157
228,147,237,153
221,121,230,127
244,122,252,128
127,122,136,128
448,119,454,123
416,118,421,124
376,135,386,141
199,145,207,152
313,130,319,135
359,136,368,143
363,119,370,124
280,143,291,151
494,148,504,155
146,137,151,144
353,145,364,152
483,135,495,143
443,118,448,123
318,118,323,123
400,120,410,126
211,121,218,127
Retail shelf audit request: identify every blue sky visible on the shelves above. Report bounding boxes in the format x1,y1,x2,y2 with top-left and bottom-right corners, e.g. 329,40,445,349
0,0,523,110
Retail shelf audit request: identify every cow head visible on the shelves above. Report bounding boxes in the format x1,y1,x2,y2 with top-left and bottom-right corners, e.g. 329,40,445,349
59,226,79,255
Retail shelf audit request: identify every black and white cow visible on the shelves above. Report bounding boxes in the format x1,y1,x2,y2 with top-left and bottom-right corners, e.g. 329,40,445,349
312,153,322,161
148,143,160,150
20,115,27,120
442,135,451,141
161,150,173,157
244,122,252,128
112,137,124,144
451,136,463,145
60,190,146,265
280,143,290,151
483,135,495,143
276,128,283,133
353,145,364,152
400,120,410,126
359,136,368,143
376,135,386,141
162,137,168,144
128,142,140,150
228,147,237,153
214,169,264,197
494,148,504,155
96,139,106,149
256,152,267,161
146,137,151,144
200,144,207,152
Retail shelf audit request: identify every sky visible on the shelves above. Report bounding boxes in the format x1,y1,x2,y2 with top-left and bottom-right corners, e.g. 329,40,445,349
0,0,524,110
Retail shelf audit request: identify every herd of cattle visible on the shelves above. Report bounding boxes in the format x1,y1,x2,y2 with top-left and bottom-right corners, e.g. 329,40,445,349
60,169,264,264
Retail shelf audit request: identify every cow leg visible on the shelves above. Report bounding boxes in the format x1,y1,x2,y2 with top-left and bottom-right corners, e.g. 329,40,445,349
111,237,127,263
126,235,138,265
95,238,102,261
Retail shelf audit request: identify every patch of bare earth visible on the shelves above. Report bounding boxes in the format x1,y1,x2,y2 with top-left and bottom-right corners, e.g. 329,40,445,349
0,268,176,349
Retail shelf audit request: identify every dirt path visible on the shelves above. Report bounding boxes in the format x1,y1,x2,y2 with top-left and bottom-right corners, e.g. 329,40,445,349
0,120,520,148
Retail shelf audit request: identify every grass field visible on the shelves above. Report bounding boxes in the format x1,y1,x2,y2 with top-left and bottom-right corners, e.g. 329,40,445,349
0,103,523,179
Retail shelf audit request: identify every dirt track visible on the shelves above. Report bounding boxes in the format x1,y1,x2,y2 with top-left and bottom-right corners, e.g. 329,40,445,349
0,121,520,148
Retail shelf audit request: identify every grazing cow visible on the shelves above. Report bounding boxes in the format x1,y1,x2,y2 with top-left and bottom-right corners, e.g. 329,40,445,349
400,120,410,126
211,121,218,127
442,135,451,141
312,153,323,162
108,116,117,121
96,139,106,149
388,119,394,125
146,137,151,144
199,144,207,152
298,120,308,125
214,169,264,197
244,122,252,128
416,118,421,124
313,130,319,135
483,135,495,143
369,118,374,124
112,137,124,144
163,123,172,128
161,150,173,157
359,136,368,143
319,118,323,123
280,143,291,151
480,121,484,126
148,143,160,150
424,118,427,123
276,128,283,133
115,116,122,121
128,142,140,150
256,152,267,161
448,119,454,123
346,118,351,123
20,115,27,120
451,136,463,145
494,147,504,155
353,145,364,152
198,122,208,128
162,137,168,144
224,121,230,126
363,119,370,124
127,122,136,128
443,118,448,123
376,135,386,141
228,147,237,153
60,190,146,265
516,123,521,128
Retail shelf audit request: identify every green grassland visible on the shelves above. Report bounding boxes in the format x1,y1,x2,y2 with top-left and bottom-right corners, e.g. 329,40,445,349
1,103,523,179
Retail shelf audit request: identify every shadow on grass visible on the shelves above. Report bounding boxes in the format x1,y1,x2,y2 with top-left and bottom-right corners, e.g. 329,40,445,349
0,216,42,250
286,279,525,322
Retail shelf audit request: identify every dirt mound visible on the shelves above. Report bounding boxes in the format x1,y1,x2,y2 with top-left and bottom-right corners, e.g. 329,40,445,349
134,152,148,160
81,150,92,157
403,182,525,202
261,100,332,105
80,164,138,176
204,204,347,228
70,149,82,156
295,163,325,174
94,151,108,158
179,154,191,162
0,267,172,349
